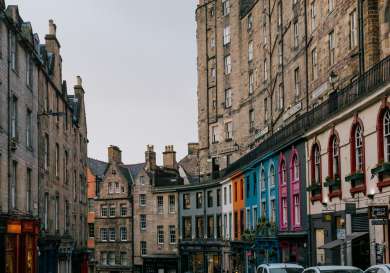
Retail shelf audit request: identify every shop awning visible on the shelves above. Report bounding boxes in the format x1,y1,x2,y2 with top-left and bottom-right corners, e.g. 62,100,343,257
319,232,368,249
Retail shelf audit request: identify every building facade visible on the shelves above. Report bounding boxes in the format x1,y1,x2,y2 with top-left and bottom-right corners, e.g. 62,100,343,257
196,0,390,175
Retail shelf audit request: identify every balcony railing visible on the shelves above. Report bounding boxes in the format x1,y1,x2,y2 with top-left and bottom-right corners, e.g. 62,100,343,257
217,56,390,180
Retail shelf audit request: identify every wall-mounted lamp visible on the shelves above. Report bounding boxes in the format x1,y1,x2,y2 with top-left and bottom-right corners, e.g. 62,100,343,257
367,193,375,200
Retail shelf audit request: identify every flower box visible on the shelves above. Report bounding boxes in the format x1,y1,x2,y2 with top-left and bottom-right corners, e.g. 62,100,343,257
345,172,364,183
324,176,341,187
371,162,390,176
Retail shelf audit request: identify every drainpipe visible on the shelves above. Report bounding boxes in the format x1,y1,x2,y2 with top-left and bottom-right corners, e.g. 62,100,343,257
7,27,11,213
304,0,309,111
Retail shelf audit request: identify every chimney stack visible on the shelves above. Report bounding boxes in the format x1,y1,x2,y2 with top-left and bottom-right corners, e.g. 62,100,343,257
187,143,199,156
145,145,156,171
108,145,122,164
49,19,57,36
163,145,177,169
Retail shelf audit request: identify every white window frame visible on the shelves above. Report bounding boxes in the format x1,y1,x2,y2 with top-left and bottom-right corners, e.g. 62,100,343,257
120,227,127,241
384,110,390,162
350,9,358,49
248,41,253,62
224,55,231,75
225,89,232,108
223,25,231,45
157,225,164,244
169,195,175,213
169,225,176,244
355,124,364,171
222,0,230,16
225,121,233,140
140,194,146,206
140,214,146,230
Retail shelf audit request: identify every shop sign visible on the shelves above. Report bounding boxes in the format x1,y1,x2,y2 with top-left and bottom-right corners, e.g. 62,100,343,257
7,222,21,234
369,206,388,219
322,213,332,222
371,219,388,225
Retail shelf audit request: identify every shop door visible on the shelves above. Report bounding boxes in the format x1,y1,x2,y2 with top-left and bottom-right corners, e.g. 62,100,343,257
5,235,17,273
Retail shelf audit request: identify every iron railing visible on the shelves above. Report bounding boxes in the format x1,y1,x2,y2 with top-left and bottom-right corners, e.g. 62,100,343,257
217,56,390,179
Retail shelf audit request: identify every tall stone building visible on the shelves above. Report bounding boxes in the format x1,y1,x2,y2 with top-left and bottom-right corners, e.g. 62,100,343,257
37,19,88,273
0,3,40,273
196,0,390,175
90,146,134,273
132,145,183,273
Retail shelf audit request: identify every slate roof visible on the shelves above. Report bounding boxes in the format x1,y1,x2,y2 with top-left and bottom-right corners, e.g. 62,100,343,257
178,154,199,178
153,167,183,187
87,158,108,178
123,163,145,179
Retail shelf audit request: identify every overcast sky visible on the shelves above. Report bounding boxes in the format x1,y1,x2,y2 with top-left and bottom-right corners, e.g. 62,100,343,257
9,0,199,164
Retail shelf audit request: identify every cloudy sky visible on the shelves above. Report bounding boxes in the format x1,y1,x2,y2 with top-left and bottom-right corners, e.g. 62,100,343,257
8,0,199,164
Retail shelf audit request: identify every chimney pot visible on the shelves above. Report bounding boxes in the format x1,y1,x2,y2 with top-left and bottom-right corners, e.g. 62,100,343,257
49,19,57,36
76,75,82,86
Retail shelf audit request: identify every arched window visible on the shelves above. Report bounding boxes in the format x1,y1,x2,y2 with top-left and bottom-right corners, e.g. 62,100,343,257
269,165,275,187
292,154,299,181
260,168,266,191
384,110,390,161
329,135,340,178
281,160,287,185
355,124,364,172
313,144,321,184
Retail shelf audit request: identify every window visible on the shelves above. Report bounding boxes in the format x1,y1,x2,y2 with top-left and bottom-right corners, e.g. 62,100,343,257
44,134,49,170
313,144,321,184
89,223,94,238
224,187,227,205
73,171,77,201
196,216,204,239
65,200,69,232
280,160,287,185
311,0,316,31
55,195,59,231
44,193,48,230
141,241,147,255
246,208,251,229
109,206,116,217
384,110,390,162
101,205,108,217
210,36,215,48
55,143,59,177
169,225,176,244
246,177,250,197
157,225,164,244
169,195,175,213
26,54,33,88
248,41,253,62
261,202,266,218
207,215,214,239
270,199,276,223
278,42,283,66
120,204,127,217
9,161,17,209
328,31,335,66
229,184,232,204
140,175,145,185
109,228,116,241
350,9,358,49
263,59,268,81
11,96,17,139
217,189,221,206
277,84,284,110
225,89,232,108
101,228,108,241
311,48,318,80
293,21,299,48
115,182,120,194
225,121,233,140
223,25,230,45
183,217,192,240
211,126,218,143
10,32,17,71
248,14,253,30
328,0,334,13
108,252,115,265
157,196,164,214
240,180,244,200
196,192,203,209
249,109,255,132
64,151,68,184
224,214,227,238
211,67,216,79
260,169,266,191
140,214,146,230
269,165,275,187
207,191,213,208
293,195,300,226
101,252,108,265
264,97,268,122
263,14,267,44
229,212,232,239
293,155,299,180
26,109,32,148
25,168,32,213
183,193,190,209
224,55,231,75
294,67,300,98
316,229,325,264
120,227,127,241
222,0,230,16
120,252,128,266
282,197,288,226
277,1,282,27
330,135,340,178
355,124,364,172
140,194,146,206
249,72,254,94
253,207,258,228
234,182,238,201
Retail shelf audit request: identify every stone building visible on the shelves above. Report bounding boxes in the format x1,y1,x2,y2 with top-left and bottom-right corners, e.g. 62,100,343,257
196,0,390,175
0,3,40,273
90,146,134,273
37,17,88,273
132,145,183,273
